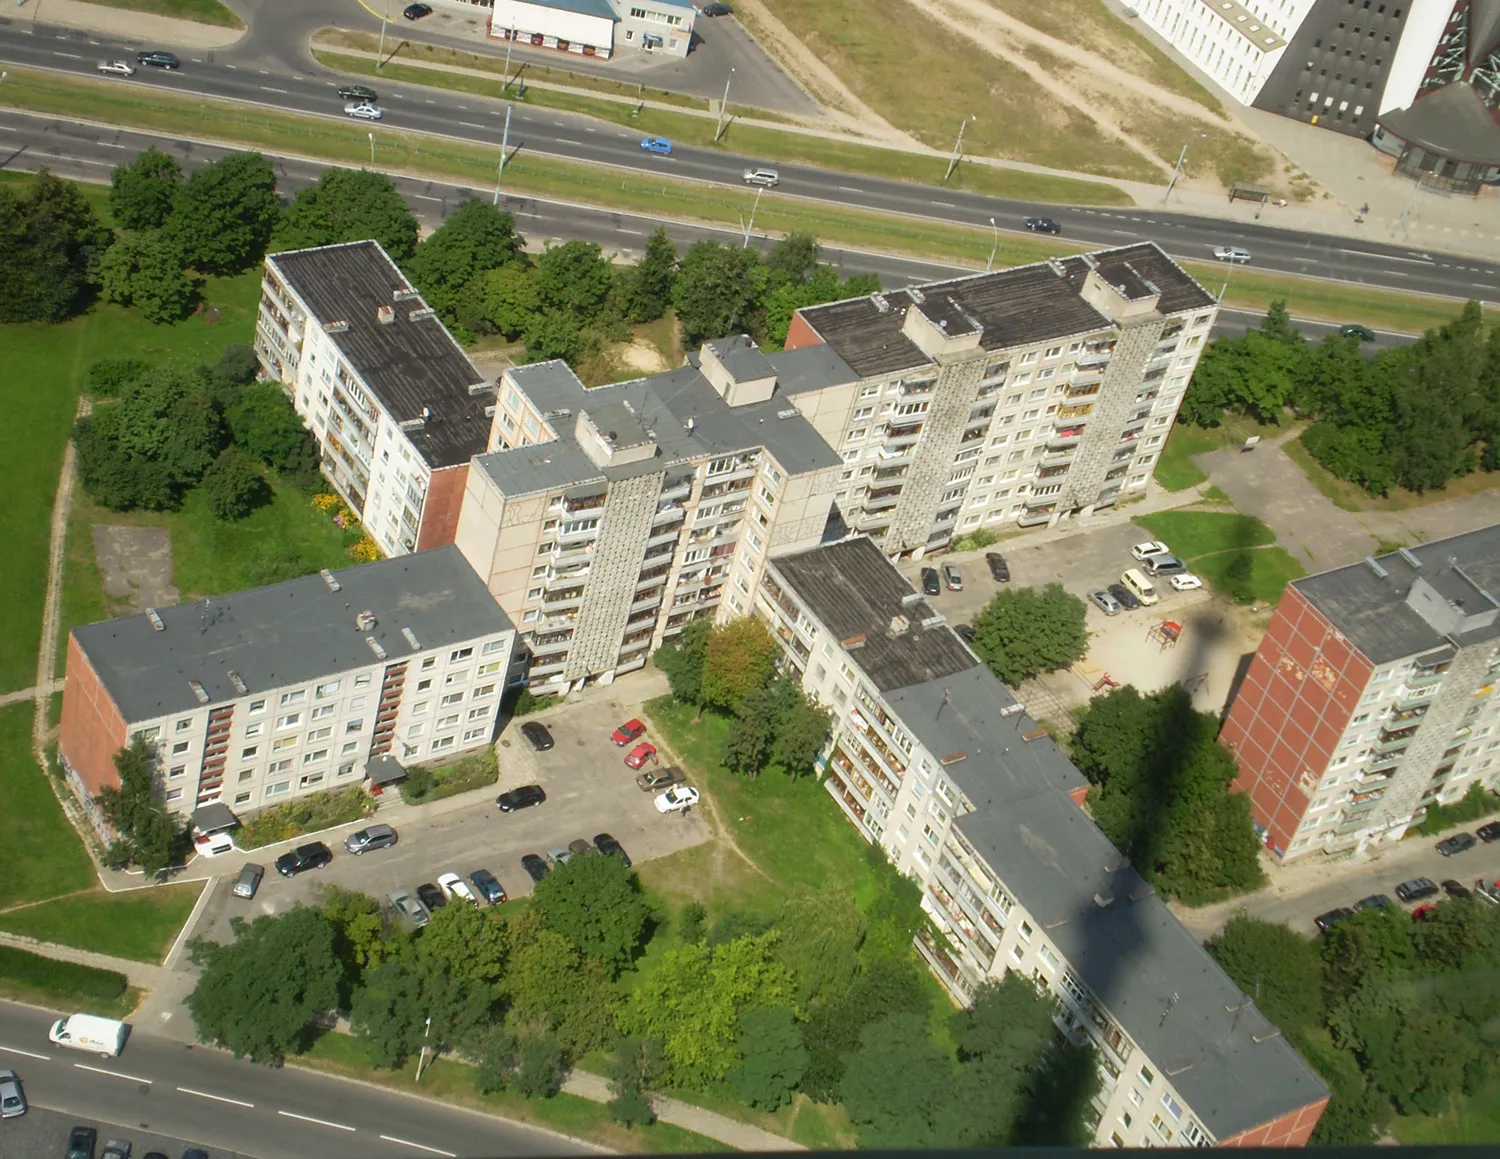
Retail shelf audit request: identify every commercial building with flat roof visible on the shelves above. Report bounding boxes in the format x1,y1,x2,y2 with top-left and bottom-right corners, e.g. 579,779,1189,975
756,537,1328,1148
254,240,495,558
1222,525,1500,861
488,0,695,59
59,547,521,824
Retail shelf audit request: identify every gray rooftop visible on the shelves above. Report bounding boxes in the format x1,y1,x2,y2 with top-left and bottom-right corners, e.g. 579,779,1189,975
73,547,512,722
1376,81,1500,167
268,242,492,469
957,793,1327,1139
764,343,860,396
1291,524,1500,664
797,242,1216,378
521,0,616,21
706,334,777,382
477,359,840,496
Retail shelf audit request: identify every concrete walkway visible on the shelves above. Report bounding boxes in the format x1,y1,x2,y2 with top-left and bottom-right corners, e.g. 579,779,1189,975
562,1069,803,1152
21,0,246,49
0,679,62,708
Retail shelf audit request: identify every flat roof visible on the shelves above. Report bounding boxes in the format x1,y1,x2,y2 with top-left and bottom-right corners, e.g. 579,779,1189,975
1376,82,1500,167
509,0,617,21
1196,0,1288,53
73,546,512,723
1291,524,1500,664
268,241,492,469
796,242,1216,379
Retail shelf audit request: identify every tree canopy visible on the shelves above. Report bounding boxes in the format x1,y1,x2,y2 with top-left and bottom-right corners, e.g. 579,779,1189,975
162,152,280,272
0,169,112,323
273,167,420,259
530,848,651,977
109,147,183,231
94,737,185,875
406,197,522,324
970,582,1089,686
98,231,198,324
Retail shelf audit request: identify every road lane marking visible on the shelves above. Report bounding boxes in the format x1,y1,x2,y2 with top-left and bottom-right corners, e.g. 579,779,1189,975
0,1045,52,1061
260,86,289,95
52,52,85,59
459,122,485,129
278,1110,355,1131
617,228,643,235
99,142,128,148
178,1086,254,1108
379,1136,456,1157
837,185,863,193
74,1063,152,1084
1336,248,1434,264
557,139,585,146
414,194,443,201
930,200,956,208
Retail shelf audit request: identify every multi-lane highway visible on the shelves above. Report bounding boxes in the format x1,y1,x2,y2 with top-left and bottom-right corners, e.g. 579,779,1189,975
0,1002,589,1159
1,21,1498,303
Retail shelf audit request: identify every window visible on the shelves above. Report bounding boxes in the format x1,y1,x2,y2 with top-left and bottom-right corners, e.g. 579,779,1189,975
234,791,252,805
312,704,335,721
1161,1093,1183,1121
241,745,259,759
440,692,464,707
416,679,432,692
341,741,358,755
248,699,266,714
431,736,456,752
478,660,504,676
473,683,496,699
1019,921,1033,941
265,779,290,798
412,701,430,716
464,727,489,742
165,787,183,802
315,680,341,698
354,673,372,688
444,670,470,686
439,713,460,729
244,722,263,739
277,712,302,730
273,736,297,752
468,706,490,721
168,765,185,780
338,762,357,777
450,647,473,662
309,726,332,742
299,772,324,788
280,690,306,707
302,748,328,764
175,718,193,733
346,719,364,733
1139,1065,1155,1086
171,741,190,755
421,657,437,671
269,758,293,774
408,723,426,740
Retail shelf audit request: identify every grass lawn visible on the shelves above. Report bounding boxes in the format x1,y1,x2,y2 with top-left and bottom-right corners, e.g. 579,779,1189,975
1136,510,1305,605
84,0,244,27
296,1030,730,1152
1393,1081,1500,1144
1281,432,1500,515
1132,510,1275,558
0,882,204,964
0,704,95,907
0,944,139,1019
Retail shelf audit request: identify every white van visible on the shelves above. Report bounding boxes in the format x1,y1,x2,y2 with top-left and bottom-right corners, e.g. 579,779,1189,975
1120,568,1159,606
49,1013,128,1057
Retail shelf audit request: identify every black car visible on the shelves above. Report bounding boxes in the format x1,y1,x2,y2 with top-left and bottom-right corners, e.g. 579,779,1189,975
1478,820,1500,842
920,567,941,596
954,623,976,644
1339,323,1376,342
521,853,549,884
136,50,181,68
1107,582,1142,611
415,882,447,911
593,832,631,868
1355,893,1392,911
469,868,507,904
1314,907,1353,933
1394,877,1439,903
338,84,378,101
1437,831,1478,856
985,552,1009,582
519,721,555,751
701,2,733,13
1024,216,1061,234
403,2,432,17
274,841,332,877
497,784,546,812
1442,879,1473,900
66,1126,97,1159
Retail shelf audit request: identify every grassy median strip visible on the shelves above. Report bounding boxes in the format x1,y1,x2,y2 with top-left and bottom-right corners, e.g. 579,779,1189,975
0,944,140,1018
85,0,245,28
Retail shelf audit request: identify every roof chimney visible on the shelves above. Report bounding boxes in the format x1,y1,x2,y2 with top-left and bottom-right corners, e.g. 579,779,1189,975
377,305,395,325
889,614,910,636
356,610,378,631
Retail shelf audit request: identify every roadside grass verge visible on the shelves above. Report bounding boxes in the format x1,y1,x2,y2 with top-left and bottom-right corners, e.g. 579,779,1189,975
1135,510,1305,605
0,704,95,907
295,1029,731,1153
1152,424,1217,491
1281,433,1500,515
0,944,138,1018
0,883,203,964
85,0,244,28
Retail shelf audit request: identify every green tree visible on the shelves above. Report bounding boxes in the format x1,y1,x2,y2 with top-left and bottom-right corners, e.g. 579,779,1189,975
200,445,269,521
462,262,540,339
186,907,343,1063
417,899,509,986
672,242,763,344
606,1034,665,1126
535,239,614,315
94,737,185,875
623,226,677,322
1206,915,1324,1032
109,147,183,230
699,616,778,714
86,358,153,399
162,152,279,272
99,231,198,324
320,886,396,984
769,683,831,778
653,617,710,706
722,709,775,777
772,890,866,1009
521,308,583,363
350,956,425,1068
1258,298,1304,347
227,384,319,476
406,197,521,323
272,167,419,260
503,909,619,1054
530,850,650,977
727,1005,808,1109
970,582,1089,686
800,952,928,1102
0,169,113,323
210,343,261,389
840,1011,956,1148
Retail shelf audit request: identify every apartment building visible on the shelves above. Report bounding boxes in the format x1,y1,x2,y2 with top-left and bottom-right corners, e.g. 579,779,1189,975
454,338,848,692
59,547,521,825
783,243,1217,555
756,537,1328,1148
1135,0,1303,105
254,240,495,558
1221,526,1500,861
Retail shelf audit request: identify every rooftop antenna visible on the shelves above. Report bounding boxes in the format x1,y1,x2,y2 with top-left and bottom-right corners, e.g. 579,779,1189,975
936,687,951,720
1159,991,1179,1028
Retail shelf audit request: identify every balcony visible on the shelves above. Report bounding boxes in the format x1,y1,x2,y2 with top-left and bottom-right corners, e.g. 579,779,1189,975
875,444,915,461
660,479,693,503
646,526,681,549
1037,463,1070,480
653,503,685,525
899,377,937,397
700,476,752,501
883,422,923,444
1076,345,1115,367
561,492,605,515
1057,403,1094,420
1064,381,1100,400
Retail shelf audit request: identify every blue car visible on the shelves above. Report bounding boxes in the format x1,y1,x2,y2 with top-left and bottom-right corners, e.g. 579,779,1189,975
640,136,672,155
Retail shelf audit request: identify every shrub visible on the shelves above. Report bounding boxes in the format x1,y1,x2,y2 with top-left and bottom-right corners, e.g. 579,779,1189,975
502,687,557,717
236,787,374,849
950,528,999,552
86,358,152,398
399,747,499,805
1415,783,1500,836
0,944,129,1010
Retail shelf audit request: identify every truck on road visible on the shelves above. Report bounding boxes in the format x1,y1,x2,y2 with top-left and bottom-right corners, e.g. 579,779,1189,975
48,1013,129,1057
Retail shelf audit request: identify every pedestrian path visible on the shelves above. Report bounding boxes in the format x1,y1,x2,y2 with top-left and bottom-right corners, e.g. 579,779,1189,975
0,680,62,708
562,1069,804,1152
27,0,245,48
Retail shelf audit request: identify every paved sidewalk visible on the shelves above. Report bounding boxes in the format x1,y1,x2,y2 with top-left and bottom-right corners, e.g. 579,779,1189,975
562,1069,803,1152
23,0,245,48
0,679,62,707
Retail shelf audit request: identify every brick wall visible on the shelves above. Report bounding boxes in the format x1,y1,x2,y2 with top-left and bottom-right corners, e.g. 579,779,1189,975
782,312,822,351
1219,1095,1329,1147
58,634,128,799
416,462,470,552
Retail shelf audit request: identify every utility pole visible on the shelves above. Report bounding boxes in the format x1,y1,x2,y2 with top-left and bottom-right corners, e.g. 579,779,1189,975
944,115,972,181
1163,144,1186,203
492,105,512,205
503,27,516,92
986,216,999,272
714,67,734,142
377,0,391,70
31,0,44,29
742,185,762,248
1395,175,1425,235
415,1016,433,1081
368,131,375,166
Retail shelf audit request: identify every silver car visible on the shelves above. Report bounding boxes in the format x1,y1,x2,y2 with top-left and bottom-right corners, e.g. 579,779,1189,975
1212,245,1251,264
388,889,430,929
96,60,136,77
344,102,384,121
742,167,779,187
0,1069,26,1118
1089,589,1123,616
345,823,398,854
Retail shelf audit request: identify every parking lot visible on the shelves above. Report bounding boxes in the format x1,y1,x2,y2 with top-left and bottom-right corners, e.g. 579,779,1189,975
194,691,709,946
0,1106,248,1159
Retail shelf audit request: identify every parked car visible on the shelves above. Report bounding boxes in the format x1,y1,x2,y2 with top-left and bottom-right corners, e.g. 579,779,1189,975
1395,877,1440,903
637,765,684,791
193,828,236,857
953,623,976,644
415,882,447,911
611,718,647,745
656,785,700,813
1314,907,1353,933
1477,820,1500,842
1475,878,1500,905
920,567,941,596
338,84,377,101
135,50,180,69
469,868,507,904
141,1152,168,1159
1131,540,1171,561
594,832,631,867
1437,831,1477,856
389,888,430,929
344,823,398,854
985,551,1009,582
0,1070,25,1118
942,562,963,591
625,741,658,769
403,2,433,17
742,167,780,187
1442,879,1473,900
96,60,136,77
521,853,549,884
519,721,554,751
1107,582,1141,611
231,863,265,899
1144,554,1188,577
344,102,384,121
100,1142,131,1159
1355,893,1392,911
437,872,478,906
568,838,592,858
700,2,733,14
1089,589,1123,616
274,842,332,878
67,1125,97,1159
497,784,546,812
1411,903,1439,922
181,1150,210,1159
1170,573,1203,591
640,136,673,155
546,845,574,867
1340,323,1376,342
1212,245,1251,263
1024,216,1061,234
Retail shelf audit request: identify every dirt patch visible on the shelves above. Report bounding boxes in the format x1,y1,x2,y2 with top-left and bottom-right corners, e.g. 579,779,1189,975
614,338,671,376
90,525,178,615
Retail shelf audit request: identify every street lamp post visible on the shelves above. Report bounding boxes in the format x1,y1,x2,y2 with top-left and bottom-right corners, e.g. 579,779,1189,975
986,217,998,272
741,186,763,248
1395,175,1426,235
1163,144,1187,203
944,115,972,181
368,131,375,165
503,27,516,91
493,105,512,205
415,1016,433,1081
714,67,734,142
377,0,391,70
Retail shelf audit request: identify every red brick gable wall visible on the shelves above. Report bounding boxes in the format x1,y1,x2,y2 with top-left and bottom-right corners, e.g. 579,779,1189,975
416,462,469,552
1219,1095,1328,1147
59,634,128,798
782,312,823,351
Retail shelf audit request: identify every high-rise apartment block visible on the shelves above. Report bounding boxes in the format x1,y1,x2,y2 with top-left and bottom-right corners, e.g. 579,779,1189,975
254,241,495,558
1222,526,1500,861
755,537,1328,1147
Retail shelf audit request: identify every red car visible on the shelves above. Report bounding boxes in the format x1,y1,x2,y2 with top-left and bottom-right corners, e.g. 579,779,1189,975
625,741,657,769
611,718,646,746
1411,903,1439,923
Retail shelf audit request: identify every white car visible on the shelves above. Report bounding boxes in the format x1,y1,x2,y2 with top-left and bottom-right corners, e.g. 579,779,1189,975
436,872,477,906
655,785,700,813
97,60,136,77
1170,573,1203,591
1213,245,1251,264
344,102,384,121
1131,541,1171,562
742,167,779,187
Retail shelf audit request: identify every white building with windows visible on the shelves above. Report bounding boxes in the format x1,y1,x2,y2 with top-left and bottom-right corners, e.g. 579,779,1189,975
487,0,695,59
1133,0,1308,104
